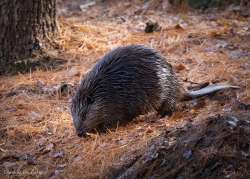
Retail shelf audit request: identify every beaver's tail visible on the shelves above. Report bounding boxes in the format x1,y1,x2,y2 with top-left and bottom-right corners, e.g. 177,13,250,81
181,83,240,101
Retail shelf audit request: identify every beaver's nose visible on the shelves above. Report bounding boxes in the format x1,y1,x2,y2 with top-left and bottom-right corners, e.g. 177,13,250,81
77,131,87,137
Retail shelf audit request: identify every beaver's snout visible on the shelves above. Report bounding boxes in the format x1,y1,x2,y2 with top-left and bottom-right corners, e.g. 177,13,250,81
77,130,87,137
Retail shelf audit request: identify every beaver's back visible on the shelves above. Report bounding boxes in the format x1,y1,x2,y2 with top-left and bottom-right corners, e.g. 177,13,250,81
74,45,179,131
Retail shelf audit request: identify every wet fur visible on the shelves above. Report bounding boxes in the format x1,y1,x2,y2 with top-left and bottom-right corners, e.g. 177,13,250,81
71,45,180,136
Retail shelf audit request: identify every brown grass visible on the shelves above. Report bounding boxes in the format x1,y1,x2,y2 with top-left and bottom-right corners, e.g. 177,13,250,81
0,1,249,178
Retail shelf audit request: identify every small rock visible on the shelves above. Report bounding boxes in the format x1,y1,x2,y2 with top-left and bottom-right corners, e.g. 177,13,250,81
79,1,96,12
6,91,17,97
136,126,144,132
27,159,36,165
56,83,74,97
51,151,64,158
36,80,45,88
56,107,65,112
6,107,17,112
57,164,67,170
227,116,238,128
117,139,127,145
43,143,54,153
168,137,176,146
227,5,241,12
30,111,42,120
145,20,161,33
183,150,192,160
215,40,228,49
73,155,82,162
49,164,66,179
49,169,62,179
54,169,62,175
3,161,16,168
67,67,80,77
229,50,250,60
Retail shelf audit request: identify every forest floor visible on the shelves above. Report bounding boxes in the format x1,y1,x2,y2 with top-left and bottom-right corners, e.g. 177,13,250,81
0,1,250,178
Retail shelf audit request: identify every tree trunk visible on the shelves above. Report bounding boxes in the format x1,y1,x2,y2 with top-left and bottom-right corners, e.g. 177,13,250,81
0,0,57,65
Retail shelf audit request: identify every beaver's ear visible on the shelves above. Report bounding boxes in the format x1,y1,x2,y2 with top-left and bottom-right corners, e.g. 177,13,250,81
86,96,94,104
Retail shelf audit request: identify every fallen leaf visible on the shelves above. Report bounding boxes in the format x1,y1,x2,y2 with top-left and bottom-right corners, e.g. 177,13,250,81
175,23,185,30
145,126,153,134
57,163,67,170
175,63,186,72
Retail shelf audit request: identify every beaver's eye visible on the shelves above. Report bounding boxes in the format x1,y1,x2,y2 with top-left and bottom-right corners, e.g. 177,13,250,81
79,107,86,121
86,96,94,104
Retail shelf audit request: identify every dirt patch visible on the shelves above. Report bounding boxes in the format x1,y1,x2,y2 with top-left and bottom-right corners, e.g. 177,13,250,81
107,112,250,179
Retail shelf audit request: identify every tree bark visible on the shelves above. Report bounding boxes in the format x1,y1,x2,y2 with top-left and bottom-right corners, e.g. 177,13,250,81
0,0,57,65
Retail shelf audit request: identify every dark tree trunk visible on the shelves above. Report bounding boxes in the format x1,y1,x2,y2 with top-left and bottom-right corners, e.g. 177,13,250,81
0,0,57,65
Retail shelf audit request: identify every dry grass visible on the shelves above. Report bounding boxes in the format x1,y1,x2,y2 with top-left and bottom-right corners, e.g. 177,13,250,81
0,1,249,178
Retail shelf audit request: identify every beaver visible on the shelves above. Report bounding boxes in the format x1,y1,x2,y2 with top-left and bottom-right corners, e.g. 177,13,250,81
71,45,239,137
